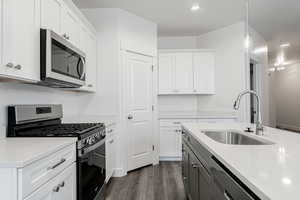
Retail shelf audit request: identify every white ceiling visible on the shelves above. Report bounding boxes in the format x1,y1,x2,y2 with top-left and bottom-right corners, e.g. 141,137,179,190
73,0,245,36
74,0,300,64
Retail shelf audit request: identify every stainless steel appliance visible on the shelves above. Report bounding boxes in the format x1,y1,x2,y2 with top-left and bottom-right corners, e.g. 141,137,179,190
7,105,106,200
40,29,86,88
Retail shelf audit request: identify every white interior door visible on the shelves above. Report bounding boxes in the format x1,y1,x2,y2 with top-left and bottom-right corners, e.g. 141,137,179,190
126,52,154,171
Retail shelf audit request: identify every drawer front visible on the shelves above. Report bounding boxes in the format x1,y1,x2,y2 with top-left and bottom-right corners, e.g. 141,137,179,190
20,144,76,198
106,125,116,138
211,157,256,200
24,163,76,200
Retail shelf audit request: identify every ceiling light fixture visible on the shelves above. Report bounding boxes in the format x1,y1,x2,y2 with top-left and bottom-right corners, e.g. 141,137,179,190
253,46,268,54
191,3,200,11
280,43,290,48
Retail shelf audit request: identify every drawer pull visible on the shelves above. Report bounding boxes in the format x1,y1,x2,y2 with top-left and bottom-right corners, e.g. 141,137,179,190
173,122,180,124
48,158,66,170
6,63,14,68
53,186,60,193
14,64,22,70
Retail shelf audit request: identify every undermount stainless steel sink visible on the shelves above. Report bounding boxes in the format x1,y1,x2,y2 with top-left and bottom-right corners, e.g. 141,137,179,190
204,131,274,145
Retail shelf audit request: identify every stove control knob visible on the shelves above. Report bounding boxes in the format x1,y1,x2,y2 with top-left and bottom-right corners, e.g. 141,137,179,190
86,138,92,145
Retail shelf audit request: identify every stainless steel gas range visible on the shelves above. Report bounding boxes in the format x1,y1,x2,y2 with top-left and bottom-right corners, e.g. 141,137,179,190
7,104,106,200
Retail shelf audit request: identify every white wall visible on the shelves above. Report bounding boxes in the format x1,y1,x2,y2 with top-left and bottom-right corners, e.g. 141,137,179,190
82,8,158,176
80,8,120,116
275,62,300,131
196,22,247,121
0,83,89,138
158,36,198,49
248,26,271,126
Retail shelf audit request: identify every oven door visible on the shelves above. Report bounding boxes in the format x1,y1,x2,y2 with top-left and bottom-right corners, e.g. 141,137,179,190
40,29,86,88
78,139,106,200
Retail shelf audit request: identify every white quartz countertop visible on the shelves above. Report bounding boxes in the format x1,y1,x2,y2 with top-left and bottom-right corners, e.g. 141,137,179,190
0,137,77,168
182,122,300,200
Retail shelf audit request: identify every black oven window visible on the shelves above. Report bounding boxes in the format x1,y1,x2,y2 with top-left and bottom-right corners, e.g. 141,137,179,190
51,39,85,80
78,143,106,200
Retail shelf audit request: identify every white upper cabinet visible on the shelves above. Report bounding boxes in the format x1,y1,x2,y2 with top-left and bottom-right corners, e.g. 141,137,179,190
158,50,215,95
158,54,174,94
193,52,215,94
0,0,98,91
77,26,97,92
61,5,81,47
174,53,194,93
1,0,40,82
40,0,62,34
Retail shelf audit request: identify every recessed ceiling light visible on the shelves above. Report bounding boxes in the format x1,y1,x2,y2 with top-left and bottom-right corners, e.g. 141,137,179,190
280,43,290,48
191,3,200,11
253,46,268,54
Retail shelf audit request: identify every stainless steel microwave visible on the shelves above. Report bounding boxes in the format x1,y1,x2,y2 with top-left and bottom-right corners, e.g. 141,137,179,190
40,29,86,88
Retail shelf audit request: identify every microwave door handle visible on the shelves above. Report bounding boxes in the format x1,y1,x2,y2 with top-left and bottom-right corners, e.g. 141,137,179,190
77,57,85,79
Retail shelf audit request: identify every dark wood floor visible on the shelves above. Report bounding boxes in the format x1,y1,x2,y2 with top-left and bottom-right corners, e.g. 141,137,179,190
106,162,187,200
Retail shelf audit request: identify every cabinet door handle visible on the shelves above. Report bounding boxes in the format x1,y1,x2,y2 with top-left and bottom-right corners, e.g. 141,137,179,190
192,163,199,168
6,63,14,68
53,186,60,193
193,89,197,92
107,129,113,133
224,190,233,200
14,65,22,70
59,181,65,188
109,139,114,144
63,33,70,40
48,158,66,170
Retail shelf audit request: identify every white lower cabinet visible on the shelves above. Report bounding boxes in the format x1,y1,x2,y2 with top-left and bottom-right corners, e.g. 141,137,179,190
106,126,116,182
159,118,237,161
0,143,76,200
159,119,197,161
159,127,182,160
24,163,76,200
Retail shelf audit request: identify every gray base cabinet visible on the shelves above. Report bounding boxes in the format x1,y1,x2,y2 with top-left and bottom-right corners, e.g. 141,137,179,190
182,134,213,200
182,128,260,200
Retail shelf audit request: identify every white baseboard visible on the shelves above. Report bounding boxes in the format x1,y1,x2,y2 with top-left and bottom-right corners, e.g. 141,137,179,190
159,156,182,161
112,168,127,177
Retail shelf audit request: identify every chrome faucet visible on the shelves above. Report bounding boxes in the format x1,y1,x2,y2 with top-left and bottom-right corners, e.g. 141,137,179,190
233,90,264,135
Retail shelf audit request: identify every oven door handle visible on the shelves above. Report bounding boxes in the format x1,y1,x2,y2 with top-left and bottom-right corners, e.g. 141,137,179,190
81,139,105,156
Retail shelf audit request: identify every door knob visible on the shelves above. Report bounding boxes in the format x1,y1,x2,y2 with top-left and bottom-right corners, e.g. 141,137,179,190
128,114,133,120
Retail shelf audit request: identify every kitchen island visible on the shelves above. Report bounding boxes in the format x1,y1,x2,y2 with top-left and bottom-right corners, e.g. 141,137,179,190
182,122,300,200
